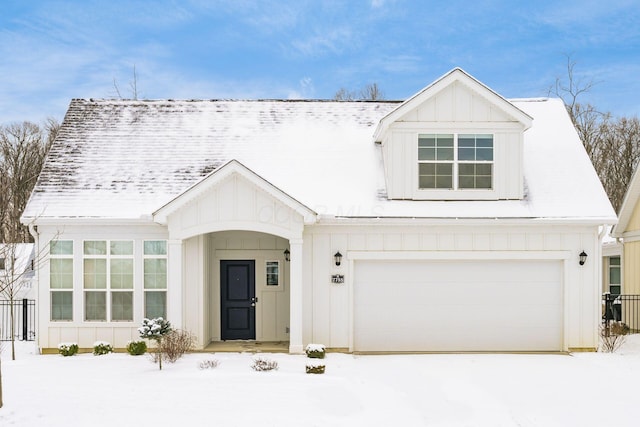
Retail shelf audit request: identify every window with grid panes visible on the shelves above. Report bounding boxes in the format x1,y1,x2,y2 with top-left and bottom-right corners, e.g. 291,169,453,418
418,133,493,190
143,240,167,319
83,240,134,321
50,240,74,321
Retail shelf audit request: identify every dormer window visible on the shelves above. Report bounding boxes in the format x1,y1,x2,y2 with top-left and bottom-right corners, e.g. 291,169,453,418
418,133,493,190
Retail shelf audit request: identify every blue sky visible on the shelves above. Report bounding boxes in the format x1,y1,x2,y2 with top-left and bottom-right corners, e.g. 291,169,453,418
1,0,639,125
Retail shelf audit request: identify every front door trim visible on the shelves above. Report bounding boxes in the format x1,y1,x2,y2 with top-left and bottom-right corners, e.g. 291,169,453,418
220,259,256,340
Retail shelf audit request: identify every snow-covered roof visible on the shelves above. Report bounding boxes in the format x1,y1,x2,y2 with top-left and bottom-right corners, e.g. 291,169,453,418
0,243,35,279
373,68,533,142
22,93,616,224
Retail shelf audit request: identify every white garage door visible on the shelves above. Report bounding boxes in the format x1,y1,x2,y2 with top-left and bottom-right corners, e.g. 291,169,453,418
354,260,563,352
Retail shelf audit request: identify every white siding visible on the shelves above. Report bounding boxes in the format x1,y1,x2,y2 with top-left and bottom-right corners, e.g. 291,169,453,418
303,223,601,352
166,173,304,240
383,81,526,200
35,224,169,351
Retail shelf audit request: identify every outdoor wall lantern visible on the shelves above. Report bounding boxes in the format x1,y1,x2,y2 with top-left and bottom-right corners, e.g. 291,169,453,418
334,251,343,266
579,251,588,266
284,249,290,262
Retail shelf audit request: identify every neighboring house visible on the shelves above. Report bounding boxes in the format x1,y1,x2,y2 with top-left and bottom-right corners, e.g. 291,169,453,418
21,68,616,354
611,165,640,295
0,243,36,300
602,231,622,296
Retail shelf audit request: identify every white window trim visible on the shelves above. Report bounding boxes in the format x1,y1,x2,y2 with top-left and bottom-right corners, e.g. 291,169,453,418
265,260,281,289
417,133,494,191
143,240,168,319
413,132,499,200
49,240,74,322
82,240,135,323
607,256,622,294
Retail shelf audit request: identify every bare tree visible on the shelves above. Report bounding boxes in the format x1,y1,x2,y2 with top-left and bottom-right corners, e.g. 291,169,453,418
0,120,56,243
360,82,385,101
334,82,385,101
333,87,356,101
113,65,140,100
551,57,640,212
0,243,31,360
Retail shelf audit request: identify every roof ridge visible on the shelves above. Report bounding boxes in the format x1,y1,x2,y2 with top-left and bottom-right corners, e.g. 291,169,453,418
71,98,403,104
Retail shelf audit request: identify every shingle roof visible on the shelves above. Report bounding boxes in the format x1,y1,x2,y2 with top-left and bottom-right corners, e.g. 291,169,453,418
24,99,399,220
23,96,616,223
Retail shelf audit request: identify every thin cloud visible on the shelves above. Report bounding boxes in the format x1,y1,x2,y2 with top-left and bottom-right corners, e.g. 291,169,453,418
289,27,358,57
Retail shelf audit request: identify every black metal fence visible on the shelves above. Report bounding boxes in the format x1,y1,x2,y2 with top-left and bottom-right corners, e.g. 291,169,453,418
0,299,36,341
603,294,640,333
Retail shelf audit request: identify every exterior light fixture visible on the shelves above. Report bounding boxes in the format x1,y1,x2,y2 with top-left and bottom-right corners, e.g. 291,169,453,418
579,251,587,266
284,249,290,262
334,251,343,266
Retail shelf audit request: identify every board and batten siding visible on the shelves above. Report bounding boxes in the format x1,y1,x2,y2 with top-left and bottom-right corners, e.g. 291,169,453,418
35,224,169,351
302,223,601,352
381,81,525,200
619,197,640,294
165,172,305,241
623,241,640,295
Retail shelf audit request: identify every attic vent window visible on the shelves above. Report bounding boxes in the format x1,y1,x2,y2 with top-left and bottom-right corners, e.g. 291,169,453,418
418,133,493,190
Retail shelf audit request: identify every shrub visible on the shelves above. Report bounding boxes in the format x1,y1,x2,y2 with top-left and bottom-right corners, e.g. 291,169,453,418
126,340,147,356
151,329,194,364
93,341,113,356
305,343,326,359
138,317,173,370
600,322,630,353
58,342,78,357
305,361,326,374
251,357,278,371
199,359,220,370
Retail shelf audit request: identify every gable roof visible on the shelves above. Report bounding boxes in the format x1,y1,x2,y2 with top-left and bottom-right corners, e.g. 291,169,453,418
373,68,533,143
153,159,316,224
23,98,398,222
22,70,616,225
612,165,640,237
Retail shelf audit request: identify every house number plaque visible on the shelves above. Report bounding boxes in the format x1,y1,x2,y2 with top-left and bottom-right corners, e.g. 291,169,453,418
331,274,345,284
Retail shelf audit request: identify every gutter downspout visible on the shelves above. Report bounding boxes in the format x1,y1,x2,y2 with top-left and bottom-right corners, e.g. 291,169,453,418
27,223,40,354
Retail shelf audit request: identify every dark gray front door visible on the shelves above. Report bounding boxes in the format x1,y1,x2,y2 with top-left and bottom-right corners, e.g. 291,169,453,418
220,260,256,340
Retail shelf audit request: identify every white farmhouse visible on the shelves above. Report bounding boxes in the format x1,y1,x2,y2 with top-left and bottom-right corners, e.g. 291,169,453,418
22,68,616,353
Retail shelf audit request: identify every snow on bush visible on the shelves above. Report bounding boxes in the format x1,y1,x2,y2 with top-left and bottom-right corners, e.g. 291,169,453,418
58,342,78,357
199,359,220,370
305,360,326,374
92,341,113,356
305,343,326,359
138,317,172,340
251,357,278,371
138,317,173,370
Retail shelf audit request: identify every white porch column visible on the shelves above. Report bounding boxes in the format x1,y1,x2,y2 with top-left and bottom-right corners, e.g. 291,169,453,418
289,238,304,354
167,239,184,329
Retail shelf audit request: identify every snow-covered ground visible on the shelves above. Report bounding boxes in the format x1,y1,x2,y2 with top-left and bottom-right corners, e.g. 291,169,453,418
1,337,640,427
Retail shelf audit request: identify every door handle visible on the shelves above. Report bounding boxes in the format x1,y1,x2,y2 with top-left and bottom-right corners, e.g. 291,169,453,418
251,297,258,303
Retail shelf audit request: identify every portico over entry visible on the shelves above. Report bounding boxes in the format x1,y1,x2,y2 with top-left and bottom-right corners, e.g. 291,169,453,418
153,160,316,353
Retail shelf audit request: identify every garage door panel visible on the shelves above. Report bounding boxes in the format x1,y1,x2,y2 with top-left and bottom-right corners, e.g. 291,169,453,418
354,260,563,352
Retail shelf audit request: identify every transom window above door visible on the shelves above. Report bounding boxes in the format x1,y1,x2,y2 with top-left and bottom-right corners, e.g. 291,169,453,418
418,133,493,190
